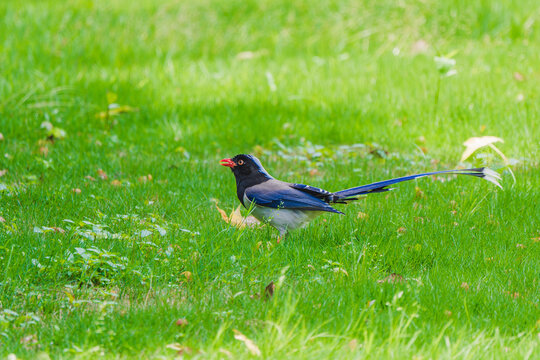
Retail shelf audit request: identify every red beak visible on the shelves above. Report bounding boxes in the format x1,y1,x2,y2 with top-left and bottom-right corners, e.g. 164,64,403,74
220,158,236,168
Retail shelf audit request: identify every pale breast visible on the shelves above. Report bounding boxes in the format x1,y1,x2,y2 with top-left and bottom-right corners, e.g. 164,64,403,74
244,194,321,234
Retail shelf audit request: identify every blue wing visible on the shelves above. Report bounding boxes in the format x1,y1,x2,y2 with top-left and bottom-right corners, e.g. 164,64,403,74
289,183,333,199
244,181,343,214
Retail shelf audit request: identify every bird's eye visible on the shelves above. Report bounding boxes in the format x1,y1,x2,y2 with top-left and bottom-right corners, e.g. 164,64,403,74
238,160,244,165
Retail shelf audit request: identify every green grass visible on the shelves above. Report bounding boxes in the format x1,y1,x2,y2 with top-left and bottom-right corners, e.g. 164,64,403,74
1,0,539,358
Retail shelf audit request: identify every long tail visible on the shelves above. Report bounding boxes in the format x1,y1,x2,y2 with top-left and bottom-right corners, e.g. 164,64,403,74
334,168,502,199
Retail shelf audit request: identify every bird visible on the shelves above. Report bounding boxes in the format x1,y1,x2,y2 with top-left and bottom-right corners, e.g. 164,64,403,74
220,154,501,240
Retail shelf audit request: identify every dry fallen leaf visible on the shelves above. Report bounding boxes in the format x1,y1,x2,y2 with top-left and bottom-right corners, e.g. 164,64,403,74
513,72,524,81
175,318,188,327
138,174,153,183
72,188,82,194
110,179,122,186
461,282,470,291
214,201,260,229
0,216,5,223
377,273,405,284
218,348,233,358
233,330,261,356
357,211,368,219
165,343,192,355
460,136,504,162
85,175,96,181
38,146,49,157
0,169,6,177
0,133,4,141
333,267,349,276
181,271,192,282
264,281,275,299
97,169,108,180
236,51,256,60
96,105,138,119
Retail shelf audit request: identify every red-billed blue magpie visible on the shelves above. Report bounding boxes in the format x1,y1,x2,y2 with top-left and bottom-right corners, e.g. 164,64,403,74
220,154,501,238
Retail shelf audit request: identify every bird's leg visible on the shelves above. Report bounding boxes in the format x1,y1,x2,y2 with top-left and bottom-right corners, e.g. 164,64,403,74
277,229,288,244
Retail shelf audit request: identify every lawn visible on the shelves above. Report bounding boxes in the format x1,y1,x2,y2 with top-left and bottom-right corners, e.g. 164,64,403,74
0,0,539,358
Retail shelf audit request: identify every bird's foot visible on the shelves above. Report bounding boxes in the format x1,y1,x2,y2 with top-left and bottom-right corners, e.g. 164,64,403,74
276,232,288,244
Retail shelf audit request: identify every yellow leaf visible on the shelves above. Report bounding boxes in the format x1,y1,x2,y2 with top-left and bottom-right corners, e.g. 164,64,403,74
181,271,192,282
233,329,261,356
106,92,117,104
214,201,259,229
460,136,504,162
95,105,138,119
64,290,75,304
357,211,368,219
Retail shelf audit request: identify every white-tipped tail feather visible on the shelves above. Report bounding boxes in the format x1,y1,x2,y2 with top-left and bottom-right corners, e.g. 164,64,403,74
479,167,503,189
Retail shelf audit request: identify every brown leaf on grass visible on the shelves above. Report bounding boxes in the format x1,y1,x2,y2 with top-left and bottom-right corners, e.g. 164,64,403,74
72,188,82,194
397,227,407,235
233,330,261,356
333,267,349,276
181,271,192,282
85,175,96,181
213,201,260,229
138,174,153,183
461,282,470,291
51,227,65,234
504,291,520,299
38,146,49,157
219,348,233,358
516,243,526,249
175,318,188,327
264,281,275,299
357,212,368,219
110,179,122,186
377,273,405,284
444,310,452,317
236,49,268,60
348,339,359,351
97,169,108,180
0,169,6,177
513,72,524,81
0,216,5,223
165,343,192,355
0,133,4,141
236,51,256,60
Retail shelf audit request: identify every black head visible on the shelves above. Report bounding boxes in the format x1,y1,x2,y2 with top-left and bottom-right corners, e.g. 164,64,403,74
220,154,273,187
